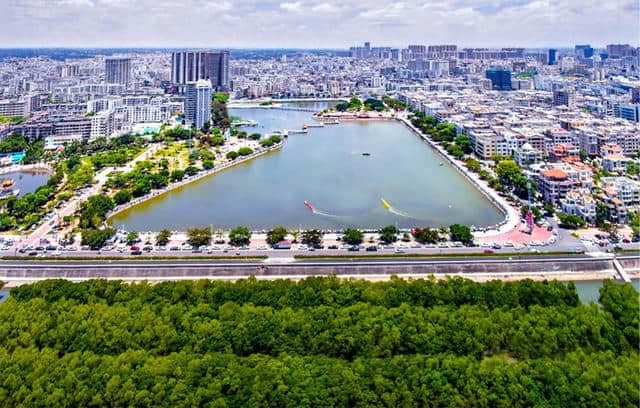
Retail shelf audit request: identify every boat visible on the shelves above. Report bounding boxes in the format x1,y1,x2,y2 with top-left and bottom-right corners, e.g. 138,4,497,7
304,201,315,212
380,198,391,210
1,179,15,189
302,124,308,130
439,162,444,166
362,152,371,156
0,179,18,198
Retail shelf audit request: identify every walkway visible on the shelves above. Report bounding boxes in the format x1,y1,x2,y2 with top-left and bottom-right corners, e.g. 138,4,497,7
397,114,520,238
13,144,162,250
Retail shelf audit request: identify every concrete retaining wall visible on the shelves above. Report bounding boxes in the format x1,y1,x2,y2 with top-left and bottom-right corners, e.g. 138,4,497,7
0,259,617,280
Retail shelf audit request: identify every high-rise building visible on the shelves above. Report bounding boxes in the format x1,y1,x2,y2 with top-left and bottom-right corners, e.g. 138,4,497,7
618,104,639,122
606,44,633,58
485,68,512,91
553,90,574,106
575,44,594,58
171,51,230,91
548,49,557,65
185,80,212,129
631,87,640,104
105,58,131,85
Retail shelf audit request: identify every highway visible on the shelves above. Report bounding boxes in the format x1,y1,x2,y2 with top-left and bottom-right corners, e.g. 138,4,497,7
0,253,631,268
0,254,637,286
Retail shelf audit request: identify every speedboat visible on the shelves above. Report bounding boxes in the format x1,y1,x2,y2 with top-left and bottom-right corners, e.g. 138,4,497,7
304,201,315,212
362,152,371,156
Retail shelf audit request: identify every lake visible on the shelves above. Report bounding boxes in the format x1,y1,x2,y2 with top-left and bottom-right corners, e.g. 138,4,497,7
1,171,50,197
110,104,504,231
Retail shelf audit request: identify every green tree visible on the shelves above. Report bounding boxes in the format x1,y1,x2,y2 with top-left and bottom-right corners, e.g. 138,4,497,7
378,225,398,244
455,135,473,154
170,170,185,182
266,226,288,246
113,190,132,205
226,151,239,160
126,231,139,245
79,195,115,229
342,228,364,245
229,226,251,246
557,212,586,229
81,228,115,249
412,227,439,244
155,229,172,246
238,147,253,156
186,227,211,248
449,224,473,245
301,229,323,246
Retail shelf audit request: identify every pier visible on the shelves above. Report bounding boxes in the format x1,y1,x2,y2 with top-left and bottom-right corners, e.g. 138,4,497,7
231,119,258,127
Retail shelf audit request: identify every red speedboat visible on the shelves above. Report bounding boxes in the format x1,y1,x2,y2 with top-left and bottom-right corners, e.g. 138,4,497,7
304,201,315,212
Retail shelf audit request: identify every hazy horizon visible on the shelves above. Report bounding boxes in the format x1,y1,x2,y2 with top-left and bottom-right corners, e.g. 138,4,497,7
2,0,638,48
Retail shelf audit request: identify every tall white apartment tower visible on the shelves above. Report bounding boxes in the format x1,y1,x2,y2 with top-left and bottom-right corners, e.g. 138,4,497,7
185,80,212,129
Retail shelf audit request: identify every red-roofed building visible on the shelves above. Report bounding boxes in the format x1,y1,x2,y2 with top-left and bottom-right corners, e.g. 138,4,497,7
538,168,574,204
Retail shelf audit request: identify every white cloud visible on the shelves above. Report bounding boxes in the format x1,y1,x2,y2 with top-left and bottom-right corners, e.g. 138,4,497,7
0,0,636,47
280,1,303,12
311,3,341,13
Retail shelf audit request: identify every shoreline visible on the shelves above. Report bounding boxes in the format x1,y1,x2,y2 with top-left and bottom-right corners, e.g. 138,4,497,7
108,110,515,234
106,143,283,220
0,163,53,176
313,112,514,235
395,115,519,237
0,270,627,288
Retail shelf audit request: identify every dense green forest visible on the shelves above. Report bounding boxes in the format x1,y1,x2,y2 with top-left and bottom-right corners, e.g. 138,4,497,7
0,277,637,407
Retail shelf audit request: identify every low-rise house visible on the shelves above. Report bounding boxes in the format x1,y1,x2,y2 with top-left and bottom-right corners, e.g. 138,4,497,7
602,154,631,173
560,190,596,222
513,143,542,167
538,168,574,204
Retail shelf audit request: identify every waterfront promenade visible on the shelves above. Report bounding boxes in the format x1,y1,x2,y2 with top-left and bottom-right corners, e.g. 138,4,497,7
107,142,284,220
0,163,52,175
396,114,519,237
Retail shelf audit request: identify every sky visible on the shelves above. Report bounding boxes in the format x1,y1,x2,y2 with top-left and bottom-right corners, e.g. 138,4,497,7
1,0,638,48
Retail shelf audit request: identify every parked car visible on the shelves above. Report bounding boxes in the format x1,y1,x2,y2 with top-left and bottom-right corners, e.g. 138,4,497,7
131,250,142,255
366,245,377,251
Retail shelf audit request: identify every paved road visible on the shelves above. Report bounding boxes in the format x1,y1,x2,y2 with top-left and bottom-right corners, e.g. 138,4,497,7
1,253,637,269
14,144,161,250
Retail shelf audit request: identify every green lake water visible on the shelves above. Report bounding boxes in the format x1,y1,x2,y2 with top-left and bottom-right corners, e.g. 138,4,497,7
110,105,504,231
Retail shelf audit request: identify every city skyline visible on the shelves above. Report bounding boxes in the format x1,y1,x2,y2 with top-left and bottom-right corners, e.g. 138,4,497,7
2,0,638,48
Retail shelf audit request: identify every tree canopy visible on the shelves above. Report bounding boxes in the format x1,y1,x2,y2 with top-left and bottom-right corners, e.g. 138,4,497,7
0,277,636,406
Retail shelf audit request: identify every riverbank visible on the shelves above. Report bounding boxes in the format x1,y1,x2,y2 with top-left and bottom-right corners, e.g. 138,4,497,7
396,115,519,237
0,163,52,176
106,142,284,220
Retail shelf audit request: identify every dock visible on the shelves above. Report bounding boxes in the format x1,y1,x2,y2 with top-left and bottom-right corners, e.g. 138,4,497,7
231,119,258,127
